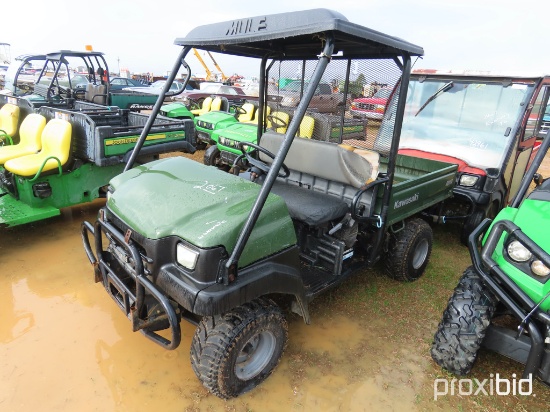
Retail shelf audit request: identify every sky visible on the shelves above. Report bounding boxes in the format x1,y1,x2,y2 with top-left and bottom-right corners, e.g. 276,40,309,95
2,0,548,79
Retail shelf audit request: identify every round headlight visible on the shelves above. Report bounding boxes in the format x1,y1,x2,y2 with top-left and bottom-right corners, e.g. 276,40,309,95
460,175,479,187
507,240,532,262
531,260,550,277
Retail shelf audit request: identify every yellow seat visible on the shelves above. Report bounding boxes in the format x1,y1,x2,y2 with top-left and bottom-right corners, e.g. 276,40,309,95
298,115,315,138
5,119,72,177
0,104,21,142
210,96,223,111
237,103,255,122
0,113,47,165
268,111,290,133
246,106,271,125
191,97,213,116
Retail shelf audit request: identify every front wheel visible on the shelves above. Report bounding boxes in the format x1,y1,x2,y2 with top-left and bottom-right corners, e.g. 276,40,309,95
431,266,497,375
385,217,433,281
190,298,288,399
203,145,229,171
460,209,485,246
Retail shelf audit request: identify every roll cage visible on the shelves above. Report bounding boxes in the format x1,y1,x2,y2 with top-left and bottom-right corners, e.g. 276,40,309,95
127,8,424,282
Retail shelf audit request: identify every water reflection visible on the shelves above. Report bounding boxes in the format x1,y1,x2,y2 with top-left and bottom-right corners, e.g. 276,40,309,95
0,280,35,343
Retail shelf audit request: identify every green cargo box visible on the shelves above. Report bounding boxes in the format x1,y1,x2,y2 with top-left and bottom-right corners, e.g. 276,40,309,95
377,154,457,226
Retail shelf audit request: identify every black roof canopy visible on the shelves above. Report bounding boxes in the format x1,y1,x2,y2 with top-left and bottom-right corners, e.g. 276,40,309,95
175,9,423,59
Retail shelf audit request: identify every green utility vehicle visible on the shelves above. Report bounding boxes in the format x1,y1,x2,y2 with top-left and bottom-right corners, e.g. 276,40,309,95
81,9,458,398
17,50,181,112
161,97,240,150
401,70,550,244
209,109,368,172
431,123,550,386
0,95,195,226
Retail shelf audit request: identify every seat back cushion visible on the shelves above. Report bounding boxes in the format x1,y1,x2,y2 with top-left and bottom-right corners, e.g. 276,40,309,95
260,132,376,188
0,113,46,165
268,111,290,133
4,119,72,177
210,96,222,111
298,115,315,138
0,104,20,137
237,103,255,122
19,114,47,150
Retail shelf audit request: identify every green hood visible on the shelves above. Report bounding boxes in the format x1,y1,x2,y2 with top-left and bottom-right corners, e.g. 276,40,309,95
215,123,258,154
512,198,550,251
108,157,296,266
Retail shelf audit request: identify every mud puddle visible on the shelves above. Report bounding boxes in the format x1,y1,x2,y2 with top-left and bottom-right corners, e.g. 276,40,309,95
0,198,432,412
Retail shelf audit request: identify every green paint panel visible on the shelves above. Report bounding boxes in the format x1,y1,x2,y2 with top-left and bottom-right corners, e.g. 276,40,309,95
214,123,258,155
108,157,296,268
109,93,158,110
0,163,125,227
161,102,195,119
381,154,457,226
195,112,240,143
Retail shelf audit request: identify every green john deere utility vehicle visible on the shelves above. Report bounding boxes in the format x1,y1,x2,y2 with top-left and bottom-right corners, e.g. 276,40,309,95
82,9,460,399
431,111,550,386
0,95,195,226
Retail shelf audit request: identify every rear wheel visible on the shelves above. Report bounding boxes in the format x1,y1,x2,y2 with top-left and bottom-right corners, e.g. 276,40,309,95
431,266,497,375
190,298,288,399
385,217,433,281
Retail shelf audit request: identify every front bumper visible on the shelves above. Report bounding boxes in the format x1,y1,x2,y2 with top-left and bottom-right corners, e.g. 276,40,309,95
196,130,216,145
350,108,382,120
220,149,239,167
81,207,306,349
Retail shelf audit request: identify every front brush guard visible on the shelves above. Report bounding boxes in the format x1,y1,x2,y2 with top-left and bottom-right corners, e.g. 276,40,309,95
469,219,550,380
82,216,181,350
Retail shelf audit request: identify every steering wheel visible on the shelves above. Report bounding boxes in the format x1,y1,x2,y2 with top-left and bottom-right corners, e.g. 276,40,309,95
46,86,64,101
57,85,69,97
187,98,201,110
232,105,247,118
267,114,288,130
239,141,290,178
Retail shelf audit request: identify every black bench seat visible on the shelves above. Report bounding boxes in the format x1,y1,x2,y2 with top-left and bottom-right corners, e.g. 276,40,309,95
269,181,348,226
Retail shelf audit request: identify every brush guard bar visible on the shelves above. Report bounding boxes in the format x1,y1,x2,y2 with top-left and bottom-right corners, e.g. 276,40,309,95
81,217,181,350
470,218,550,380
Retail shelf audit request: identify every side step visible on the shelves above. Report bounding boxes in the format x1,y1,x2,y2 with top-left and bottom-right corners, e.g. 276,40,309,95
0,192,60,227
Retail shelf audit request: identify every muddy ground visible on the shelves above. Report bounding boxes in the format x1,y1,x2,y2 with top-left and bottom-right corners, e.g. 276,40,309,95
1,151,549,411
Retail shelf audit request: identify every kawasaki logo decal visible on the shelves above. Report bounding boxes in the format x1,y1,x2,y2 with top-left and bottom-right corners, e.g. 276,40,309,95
394,193,419,209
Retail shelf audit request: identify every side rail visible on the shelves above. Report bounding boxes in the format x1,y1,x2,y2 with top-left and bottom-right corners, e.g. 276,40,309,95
307,111,368,143
81,217,182,350
94,114,196,166
38,106,125,164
